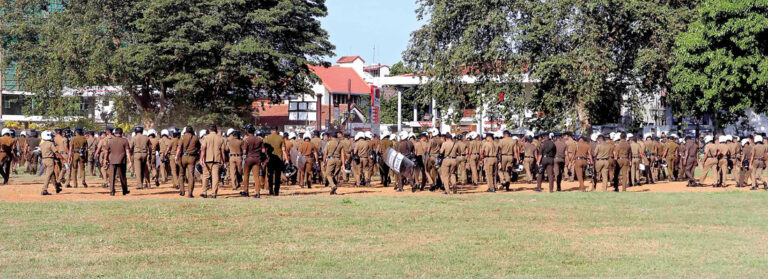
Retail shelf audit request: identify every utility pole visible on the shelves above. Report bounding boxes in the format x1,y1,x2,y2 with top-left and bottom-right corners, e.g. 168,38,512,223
347,79,351,134
397,89,402,132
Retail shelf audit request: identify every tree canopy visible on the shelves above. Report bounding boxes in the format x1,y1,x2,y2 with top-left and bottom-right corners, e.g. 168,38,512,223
405,0,699,133
0,0,334,128
668,0,768,130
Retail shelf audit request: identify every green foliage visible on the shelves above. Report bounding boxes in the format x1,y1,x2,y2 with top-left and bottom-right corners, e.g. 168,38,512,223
0,0,334,127
389,61,412,76
406,0,699,133
668,0,768,130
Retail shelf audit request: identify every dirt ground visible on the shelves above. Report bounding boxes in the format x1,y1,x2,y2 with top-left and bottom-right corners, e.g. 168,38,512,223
0,170,759,202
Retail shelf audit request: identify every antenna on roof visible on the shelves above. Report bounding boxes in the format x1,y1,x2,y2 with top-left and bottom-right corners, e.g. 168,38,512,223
372,44,376,65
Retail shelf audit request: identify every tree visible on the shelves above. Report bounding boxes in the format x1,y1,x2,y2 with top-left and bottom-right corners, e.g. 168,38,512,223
0,0,334,128
405,0,698,133
668,0,768,131
389,61,412,76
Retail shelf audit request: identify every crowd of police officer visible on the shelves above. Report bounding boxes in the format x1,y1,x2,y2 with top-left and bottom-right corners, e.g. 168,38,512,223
1,124,767,196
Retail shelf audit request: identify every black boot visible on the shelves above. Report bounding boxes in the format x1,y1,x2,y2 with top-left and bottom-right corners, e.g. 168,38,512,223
55,183,63,193
330,187,338,195
41,191,51,196
82,183,88,188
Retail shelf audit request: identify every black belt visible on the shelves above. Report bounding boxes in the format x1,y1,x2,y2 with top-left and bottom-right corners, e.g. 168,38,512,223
543,155,552,158
472,153,480,155
597,158,609,161
555,156,564,160
43,157,56,159
524,156,534,158
183,153,198,156
134,151,147,154
619,156,629,159
687,156,697,158
632,156,641,159
445,156,456,159
503,153,515,156
756,158,765,162
229,154,242,157
327,156,339,159
576,157,588,160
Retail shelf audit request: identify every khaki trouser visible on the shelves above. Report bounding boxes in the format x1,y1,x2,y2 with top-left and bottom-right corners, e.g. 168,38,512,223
41,158,56,192
608,159,616,187
631,157,640,184
54,153,70,185
243,158,262,195
101,154,111,186
617,158,629,192
684,157,697,182
717,159,728,185
326,158,341,189
523,157,535,181
420,155,434,186
352,159,362,186
699,159,718,184
229,156,243,188
574,159,588,191
202,162,221,196
753,160,765,186
439,158,457,193
484,157,498,191
666,157,678,180
729,159,740,182
566,153,575,181
134,153,149,187
500,155,515,184
426,155,438,185
596,159,610,192
739,160,752,186
70,154,86,187
180,155,197,196
456,156,467,184
170,156,180,187
468,154,480,184
300,157,314,187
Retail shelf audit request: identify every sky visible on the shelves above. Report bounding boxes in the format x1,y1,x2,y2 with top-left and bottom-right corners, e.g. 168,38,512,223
320,0,423,66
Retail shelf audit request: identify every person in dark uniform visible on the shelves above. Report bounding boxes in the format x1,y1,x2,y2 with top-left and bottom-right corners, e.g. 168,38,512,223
396,131,416,192
536,133,556,192
553,133,567,191
106,128,132,196
682,136,700,186
263,127,287,196
241,125,265,197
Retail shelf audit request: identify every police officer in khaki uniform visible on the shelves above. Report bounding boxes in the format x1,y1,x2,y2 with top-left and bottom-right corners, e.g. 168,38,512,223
131,126,151,189
499,131,519,190
594,135,613,192
165,129,182,189
716,136,730,187
39,131,63,195
95,128,114,188
175,126,200,197
225,130,244,190
53,129,70,187
298,132,318,188
426,129,442,189
664,135,680,181
522,136,537,183
438,133,458,194
351,132,368,187
454,133,468,185
148,130,161,187
263,127,287,196
199,125,226,198
565,134,577,182
738,137,752,187
324,132,344,195
750,135,767,190
0,128,17,184
629,135,643,186
87,131,100,177
573,135,593,191
698,136,718,185
615,133,631,192
68,128,88,188
481,133,499,192
158,129,172,183
467,132,482,185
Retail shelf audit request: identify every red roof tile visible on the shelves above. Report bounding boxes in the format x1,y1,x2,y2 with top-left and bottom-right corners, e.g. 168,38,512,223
336,56,365,64
308,65,370,94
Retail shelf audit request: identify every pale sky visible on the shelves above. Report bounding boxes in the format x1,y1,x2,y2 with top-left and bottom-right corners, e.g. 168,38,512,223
320,0,422,66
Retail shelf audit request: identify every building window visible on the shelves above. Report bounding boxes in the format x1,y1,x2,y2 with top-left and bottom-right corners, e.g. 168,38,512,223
289,101,316,121
1,95,24,115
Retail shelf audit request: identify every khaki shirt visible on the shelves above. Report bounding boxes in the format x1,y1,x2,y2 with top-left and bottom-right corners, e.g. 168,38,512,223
227,138,244,155
180,133,200,155
429,138,443,155
616,141,631,158
263,133,285,159
325,139,342,158
630,141,641,157
414,140,426,156
469,140,482,154
595,142,613,159
54,135,68,153
131,134,150,154
441,141,459,157
201,133,225,163
70,135,87,155
482,141,498,157
354,140,370,157
500,137,517,155
40,140,57,159
299,141,317,156
454,140,467,157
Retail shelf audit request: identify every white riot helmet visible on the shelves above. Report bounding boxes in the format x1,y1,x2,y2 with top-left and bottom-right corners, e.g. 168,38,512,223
147,129,157,137
390,134,398,141
493,131,503,139
512,136,519,140
288,132,297,140
303,132,312,140
725,135,733,142
354,132,364,141
741,138,750,146
717,136,725,143
627,133,633,139
365,131,373,139
0,128,10,136
755,135,764,143
20,131,27,137
590,133,599,142
643,133,652,140
226,128,234,136
468,132,477,139
704,135,713,143
409,132,416,139
161,129,169,137
399,131,409,141
199,129,208,138
609,132,616,141
41,131,53,141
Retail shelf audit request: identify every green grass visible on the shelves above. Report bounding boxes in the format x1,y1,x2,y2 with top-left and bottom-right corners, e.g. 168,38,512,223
2,193,768,278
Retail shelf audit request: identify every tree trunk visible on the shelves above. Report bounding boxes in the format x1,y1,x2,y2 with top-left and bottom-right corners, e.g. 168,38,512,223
576,100,592,134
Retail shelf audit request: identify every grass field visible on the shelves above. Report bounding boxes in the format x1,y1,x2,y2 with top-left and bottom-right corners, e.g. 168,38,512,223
2,192,768,277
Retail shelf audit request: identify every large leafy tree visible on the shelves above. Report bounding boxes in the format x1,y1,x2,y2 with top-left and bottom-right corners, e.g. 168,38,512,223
0,0,334,128
668,0,768,130
405,0,698,133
